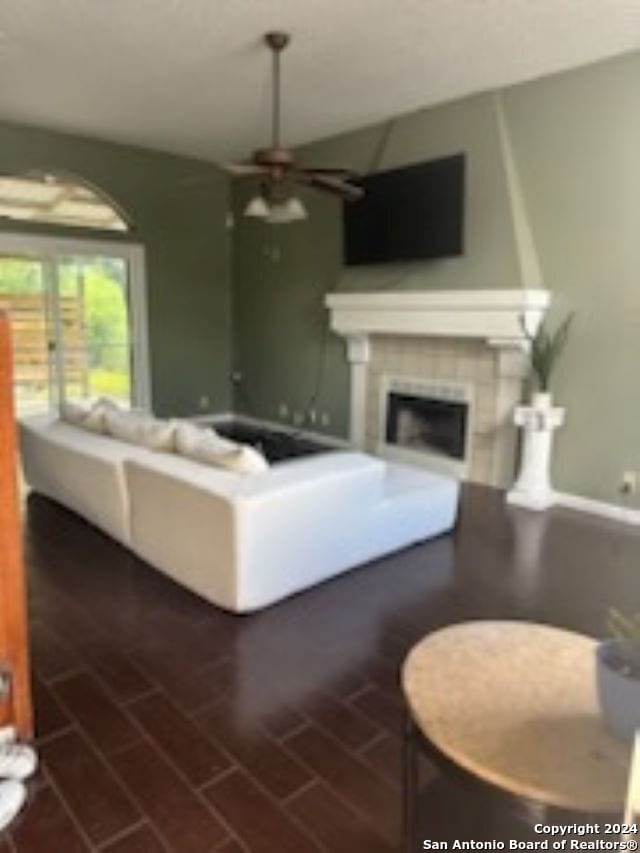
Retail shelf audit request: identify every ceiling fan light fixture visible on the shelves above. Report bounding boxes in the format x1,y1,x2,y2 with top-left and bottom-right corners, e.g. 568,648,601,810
266,195,308,224
244,194,271,218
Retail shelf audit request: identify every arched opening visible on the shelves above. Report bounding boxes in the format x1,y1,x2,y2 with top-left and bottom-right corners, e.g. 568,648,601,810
0,172,129,232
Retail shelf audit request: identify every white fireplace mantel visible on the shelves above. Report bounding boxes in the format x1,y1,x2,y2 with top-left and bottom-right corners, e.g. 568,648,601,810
325,289,551,452
325,289,550,350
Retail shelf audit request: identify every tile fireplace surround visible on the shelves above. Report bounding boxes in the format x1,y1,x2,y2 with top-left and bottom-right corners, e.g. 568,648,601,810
326,290,550,487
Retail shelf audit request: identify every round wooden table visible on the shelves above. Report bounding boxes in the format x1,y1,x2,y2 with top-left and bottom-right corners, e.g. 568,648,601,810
401,621,631,851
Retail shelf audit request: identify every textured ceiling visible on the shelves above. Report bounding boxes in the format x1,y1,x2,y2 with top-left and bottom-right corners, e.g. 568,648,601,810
0,0,638,163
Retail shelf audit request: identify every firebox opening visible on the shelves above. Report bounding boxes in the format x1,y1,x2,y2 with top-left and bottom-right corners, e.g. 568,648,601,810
385,392,468,461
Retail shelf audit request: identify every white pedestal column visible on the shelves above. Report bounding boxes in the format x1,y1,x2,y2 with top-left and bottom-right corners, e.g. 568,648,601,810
507,403,565,511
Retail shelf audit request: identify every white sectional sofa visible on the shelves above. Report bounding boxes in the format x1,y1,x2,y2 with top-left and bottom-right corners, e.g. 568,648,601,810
20,414,460,612
21,415,134,544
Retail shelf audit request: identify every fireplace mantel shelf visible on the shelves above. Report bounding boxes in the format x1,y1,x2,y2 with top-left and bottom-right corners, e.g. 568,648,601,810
326,289,550,347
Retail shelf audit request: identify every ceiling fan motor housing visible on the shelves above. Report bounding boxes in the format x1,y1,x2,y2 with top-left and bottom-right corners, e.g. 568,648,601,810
264,31,290,51
254,147,294,170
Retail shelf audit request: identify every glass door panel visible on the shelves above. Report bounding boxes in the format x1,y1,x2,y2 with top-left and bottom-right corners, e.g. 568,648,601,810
0,257,56,416
56,256,131,407
0,250,135,416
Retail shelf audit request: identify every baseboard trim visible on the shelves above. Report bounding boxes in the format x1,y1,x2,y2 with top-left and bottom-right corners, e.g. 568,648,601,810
190,411,351,450
554,491,640,526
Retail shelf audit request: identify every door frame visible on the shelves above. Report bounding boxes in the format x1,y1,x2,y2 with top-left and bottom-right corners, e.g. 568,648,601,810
0,312,32,738
0,232,151,411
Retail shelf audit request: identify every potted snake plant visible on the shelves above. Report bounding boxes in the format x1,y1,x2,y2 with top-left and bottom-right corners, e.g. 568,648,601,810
597,608,640,741
521,311,574,409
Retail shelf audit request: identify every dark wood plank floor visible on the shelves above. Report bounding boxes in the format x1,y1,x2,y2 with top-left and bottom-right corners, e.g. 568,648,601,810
2,485,639,852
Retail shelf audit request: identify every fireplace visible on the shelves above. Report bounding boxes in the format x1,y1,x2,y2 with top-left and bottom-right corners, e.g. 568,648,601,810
326,289,550,486
380,377,472,477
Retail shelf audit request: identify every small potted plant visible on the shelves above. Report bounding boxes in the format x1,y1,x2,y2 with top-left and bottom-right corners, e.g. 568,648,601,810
521,311,574,409
507,311,574,510
597,608,640,741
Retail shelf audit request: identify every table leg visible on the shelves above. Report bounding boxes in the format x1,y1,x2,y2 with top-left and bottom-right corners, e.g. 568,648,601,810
404,711,419,853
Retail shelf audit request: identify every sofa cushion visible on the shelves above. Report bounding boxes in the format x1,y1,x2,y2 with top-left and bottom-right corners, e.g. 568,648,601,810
59,396,119,432
60,399,92,426
174,422,269,474
105,409,175,451
213,445,269,475
82,397,122,434
174,422,238,463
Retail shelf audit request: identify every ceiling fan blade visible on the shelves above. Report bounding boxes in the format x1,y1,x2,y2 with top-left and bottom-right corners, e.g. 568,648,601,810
176,163,267,187
297,166,359,179
295,173,364,201
220,162,269,177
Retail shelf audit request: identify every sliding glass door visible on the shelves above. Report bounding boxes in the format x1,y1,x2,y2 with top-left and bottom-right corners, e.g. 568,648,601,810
0,236,148,417
56,255,131,407
0,257,54,415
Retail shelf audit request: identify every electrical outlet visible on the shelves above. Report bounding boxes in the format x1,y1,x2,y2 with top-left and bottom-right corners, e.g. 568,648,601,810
320,412,331,427
307,408,317,425
293,411,304,426
278,402,289,420
231,370,242,385
620,471,638,495
198,394,210,410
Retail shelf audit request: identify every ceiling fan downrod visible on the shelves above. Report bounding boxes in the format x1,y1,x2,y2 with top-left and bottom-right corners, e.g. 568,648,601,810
265,31,290,153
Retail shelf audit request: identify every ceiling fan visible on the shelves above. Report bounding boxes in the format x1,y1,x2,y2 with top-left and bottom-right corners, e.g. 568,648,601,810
223,31,363,223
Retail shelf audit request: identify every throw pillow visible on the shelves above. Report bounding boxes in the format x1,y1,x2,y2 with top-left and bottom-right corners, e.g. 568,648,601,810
174,422,238,463
59,399,92,426
104,410,176,451
213,445,270,475
82,397,121,433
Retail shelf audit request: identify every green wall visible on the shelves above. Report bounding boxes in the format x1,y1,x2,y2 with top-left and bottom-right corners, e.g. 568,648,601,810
232,185,350,435
505,53,640,507
0,120,232,416
233,52,640,507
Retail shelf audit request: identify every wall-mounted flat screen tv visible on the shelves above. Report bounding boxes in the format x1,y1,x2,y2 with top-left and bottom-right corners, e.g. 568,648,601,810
343,153,465,265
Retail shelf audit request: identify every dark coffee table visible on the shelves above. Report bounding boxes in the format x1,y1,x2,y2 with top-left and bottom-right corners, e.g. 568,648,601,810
213,420,338,463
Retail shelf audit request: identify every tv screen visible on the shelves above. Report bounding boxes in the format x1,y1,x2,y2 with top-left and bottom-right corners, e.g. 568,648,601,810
343,153,465,265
